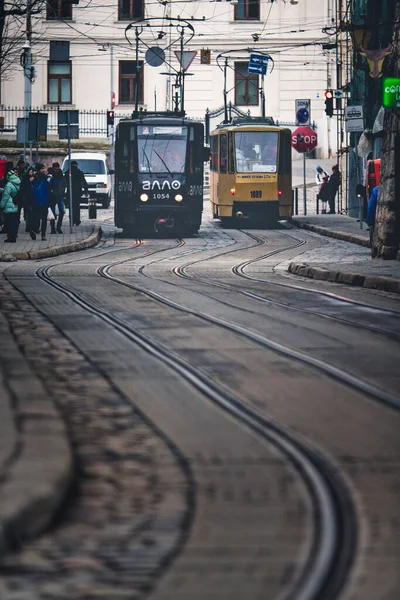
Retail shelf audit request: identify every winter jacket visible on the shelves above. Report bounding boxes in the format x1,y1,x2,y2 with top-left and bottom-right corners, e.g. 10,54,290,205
366,185,379,227
48,168,65,202
328,170,341,195
0,172,21,214
316,168,328,185
32,174,52,207
20,174,35,210
65,167,88,200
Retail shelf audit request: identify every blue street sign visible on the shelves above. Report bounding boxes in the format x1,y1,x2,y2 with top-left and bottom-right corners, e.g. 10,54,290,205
296,107,309,125
248,53,268,75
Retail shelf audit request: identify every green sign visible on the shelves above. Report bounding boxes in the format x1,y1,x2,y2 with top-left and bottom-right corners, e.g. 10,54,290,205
383,77,400,109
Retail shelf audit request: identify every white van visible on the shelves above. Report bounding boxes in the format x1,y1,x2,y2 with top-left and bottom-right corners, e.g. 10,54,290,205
62,152,113,208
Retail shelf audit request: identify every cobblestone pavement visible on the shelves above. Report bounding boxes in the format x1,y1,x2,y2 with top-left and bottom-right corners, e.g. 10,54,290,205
0,274,193,600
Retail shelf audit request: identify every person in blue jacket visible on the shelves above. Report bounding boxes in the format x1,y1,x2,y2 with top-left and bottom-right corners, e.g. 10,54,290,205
366,185,379,257
31,164,52,241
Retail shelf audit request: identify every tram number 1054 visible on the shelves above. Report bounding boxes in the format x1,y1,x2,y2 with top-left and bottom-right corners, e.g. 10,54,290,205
250,190,262,199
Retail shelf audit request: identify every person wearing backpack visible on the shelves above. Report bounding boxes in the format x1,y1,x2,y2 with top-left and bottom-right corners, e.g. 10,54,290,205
0,162,21,242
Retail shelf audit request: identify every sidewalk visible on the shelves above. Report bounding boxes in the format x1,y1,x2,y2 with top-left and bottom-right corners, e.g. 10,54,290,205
289,214,400,295
0,217,101,262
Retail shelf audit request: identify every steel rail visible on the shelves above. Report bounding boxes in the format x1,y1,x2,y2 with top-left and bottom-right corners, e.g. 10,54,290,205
36,262,356,600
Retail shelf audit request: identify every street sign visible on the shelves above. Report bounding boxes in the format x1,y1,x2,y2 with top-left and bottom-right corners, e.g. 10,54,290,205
333,89,344,99
291,126,318,153
345,105,364,132
58,110,79,140
174,50,197,72
295,99,311,126
382,77,400,108
248,53,268,75
28,112,48,142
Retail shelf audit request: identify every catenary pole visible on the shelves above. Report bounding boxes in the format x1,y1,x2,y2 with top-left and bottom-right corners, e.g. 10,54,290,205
23,0,32,163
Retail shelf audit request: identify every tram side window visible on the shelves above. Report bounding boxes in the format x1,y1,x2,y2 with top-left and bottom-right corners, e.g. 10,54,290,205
228,132,234,173
220,134,227,174
211,135,218,172
279,130,291,174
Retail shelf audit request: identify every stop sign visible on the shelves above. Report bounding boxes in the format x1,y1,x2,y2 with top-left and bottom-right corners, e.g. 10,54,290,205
292,126,318,153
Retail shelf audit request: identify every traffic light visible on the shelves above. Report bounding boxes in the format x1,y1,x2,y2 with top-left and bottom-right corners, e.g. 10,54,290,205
107,110,114,126
324,89,334,117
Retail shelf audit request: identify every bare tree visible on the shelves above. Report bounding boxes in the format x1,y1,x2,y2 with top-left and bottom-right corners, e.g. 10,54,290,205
0,0,45,85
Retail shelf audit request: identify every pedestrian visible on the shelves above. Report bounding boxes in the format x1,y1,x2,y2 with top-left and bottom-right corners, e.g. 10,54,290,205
0,162,21,243
64,160,88,226
0,155,8,232
48,162,65,234
327,164,341,214
317,175,330,214
366,184,379,258
20,167,36,238
315,164,329,185
15,156,29,180
31,163,52,241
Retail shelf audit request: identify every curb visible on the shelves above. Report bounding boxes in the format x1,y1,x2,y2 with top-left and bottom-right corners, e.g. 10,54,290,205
0,312,73,559
290,218,370,248
10,227,102,261
288,261,400,295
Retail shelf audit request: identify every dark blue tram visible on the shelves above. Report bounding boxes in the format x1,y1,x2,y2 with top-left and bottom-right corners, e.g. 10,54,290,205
114,112,207,235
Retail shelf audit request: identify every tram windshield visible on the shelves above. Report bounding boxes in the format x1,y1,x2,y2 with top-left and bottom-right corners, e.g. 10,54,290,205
235,131,279,173
138,126,187,174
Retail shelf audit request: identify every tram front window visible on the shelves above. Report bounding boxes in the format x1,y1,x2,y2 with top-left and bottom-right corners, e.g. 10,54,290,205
235,131,278,173
138,126,187,174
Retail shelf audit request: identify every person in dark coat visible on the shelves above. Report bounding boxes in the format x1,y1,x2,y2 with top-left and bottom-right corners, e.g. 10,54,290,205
327,164,341,214
317,175,330,214
31,164,52,241
48,162,65,234
64,160,88,226
19,167,35,233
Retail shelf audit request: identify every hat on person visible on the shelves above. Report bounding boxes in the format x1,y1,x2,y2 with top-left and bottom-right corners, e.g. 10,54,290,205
71,160,78,167
316,165,322,170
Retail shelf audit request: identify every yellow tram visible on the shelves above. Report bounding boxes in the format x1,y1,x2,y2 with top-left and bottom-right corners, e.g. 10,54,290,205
209,118,292,226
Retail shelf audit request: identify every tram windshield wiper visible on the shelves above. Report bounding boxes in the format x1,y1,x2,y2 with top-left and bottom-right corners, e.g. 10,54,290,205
153,150,172,175
143,149,152,176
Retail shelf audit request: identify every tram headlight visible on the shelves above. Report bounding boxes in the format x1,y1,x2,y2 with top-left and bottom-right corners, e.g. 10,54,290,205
230,187,236,195
175,194,183,202
140,193,149,202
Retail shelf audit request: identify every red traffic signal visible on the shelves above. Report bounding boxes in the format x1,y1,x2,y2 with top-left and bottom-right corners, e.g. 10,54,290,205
324,90,334,117
107,110,114,126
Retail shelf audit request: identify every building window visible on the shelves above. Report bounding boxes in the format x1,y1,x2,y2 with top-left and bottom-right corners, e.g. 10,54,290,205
119,0,144,20
119,61,144,104
234,62,259,106
47,0,72,20
235,0,259,20
48,62,72,104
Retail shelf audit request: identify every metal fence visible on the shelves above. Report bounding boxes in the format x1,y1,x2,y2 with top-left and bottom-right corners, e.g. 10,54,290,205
0,106,133,138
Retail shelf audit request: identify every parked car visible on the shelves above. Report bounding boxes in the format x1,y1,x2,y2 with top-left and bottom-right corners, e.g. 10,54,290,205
62,152,113,208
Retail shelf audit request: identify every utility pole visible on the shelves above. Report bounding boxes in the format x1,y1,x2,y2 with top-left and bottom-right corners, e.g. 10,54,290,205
110,44,115,191
23,0,33,163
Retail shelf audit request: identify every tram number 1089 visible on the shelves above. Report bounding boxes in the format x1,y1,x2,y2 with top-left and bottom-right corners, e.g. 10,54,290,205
250,190,262,199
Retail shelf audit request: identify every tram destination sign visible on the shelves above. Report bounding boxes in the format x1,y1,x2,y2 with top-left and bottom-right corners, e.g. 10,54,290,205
382,77,400,109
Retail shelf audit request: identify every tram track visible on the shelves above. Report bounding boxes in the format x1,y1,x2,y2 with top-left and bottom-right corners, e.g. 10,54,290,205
172,232,400,343
35,261,357,600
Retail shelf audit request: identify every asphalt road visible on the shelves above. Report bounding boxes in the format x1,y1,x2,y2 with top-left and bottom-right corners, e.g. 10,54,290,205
1,204,399,600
